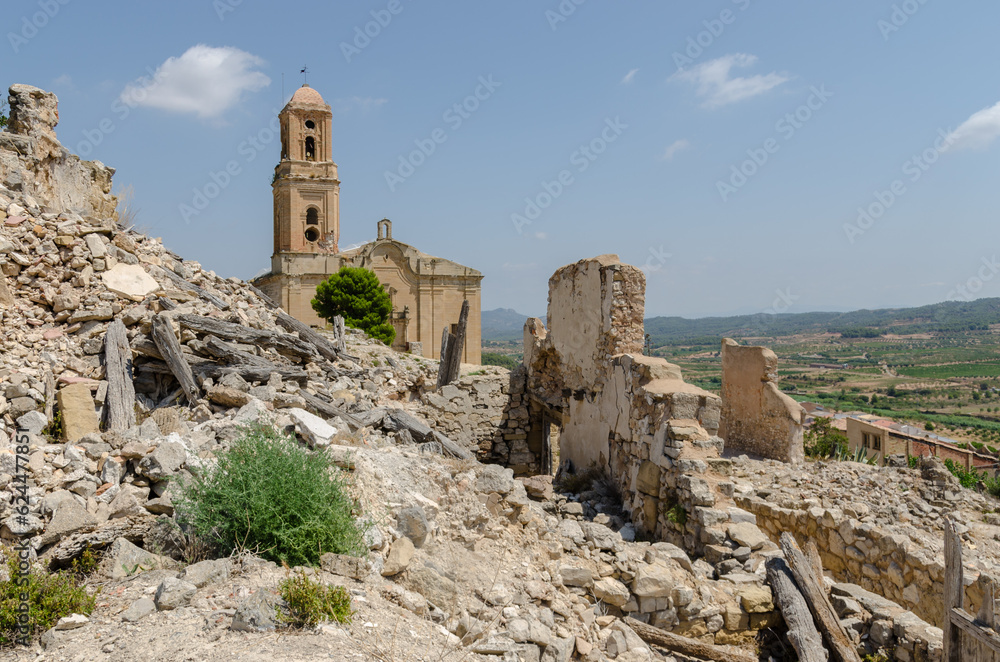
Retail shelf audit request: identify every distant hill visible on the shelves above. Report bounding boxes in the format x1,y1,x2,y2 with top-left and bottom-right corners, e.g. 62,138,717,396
482,308,542,342
645,298,1000,346
483,299,1000,346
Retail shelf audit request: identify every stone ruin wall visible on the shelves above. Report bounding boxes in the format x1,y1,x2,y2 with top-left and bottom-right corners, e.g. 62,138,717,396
737,487,996,631
719,338,805,464
518,256,765,558
1,85,118,222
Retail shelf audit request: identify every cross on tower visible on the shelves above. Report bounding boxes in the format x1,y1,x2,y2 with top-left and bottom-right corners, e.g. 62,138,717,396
300,65,309,84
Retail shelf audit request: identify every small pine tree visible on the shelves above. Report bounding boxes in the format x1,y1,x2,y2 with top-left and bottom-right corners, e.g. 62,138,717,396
312,267,395,345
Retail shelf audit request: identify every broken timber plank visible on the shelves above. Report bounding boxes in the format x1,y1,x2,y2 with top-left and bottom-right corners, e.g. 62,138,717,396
624,617,757,662
436,327,452,389
780,533,862,662
299,391,363,430
104,319,136,431
150,313,200,404
445,299,470,384
177,314,318,362
944,517,964,662
766,557,828,662
274,311,358,363
153,265,229,310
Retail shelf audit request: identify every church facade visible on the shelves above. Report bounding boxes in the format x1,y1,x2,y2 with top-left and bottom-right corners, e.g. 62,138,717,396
254,85,483,364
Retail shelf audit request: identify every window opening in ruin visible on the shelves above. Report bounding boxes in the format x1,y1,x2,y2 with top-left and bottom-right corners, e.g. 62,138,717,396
305,119,315,129
304,228,319,243
305,136,315,161
306,208,319,225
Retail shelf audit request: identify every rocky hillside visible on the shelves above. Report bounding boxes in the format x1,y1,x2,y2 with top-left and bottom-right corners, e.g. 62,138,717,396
3,84,998,662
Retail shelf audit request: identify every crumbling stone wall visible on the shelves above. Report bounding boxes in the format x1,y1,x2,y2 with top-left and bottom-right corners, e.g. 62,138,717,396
1,85,118,221
520,256,776,557
719,338,805,463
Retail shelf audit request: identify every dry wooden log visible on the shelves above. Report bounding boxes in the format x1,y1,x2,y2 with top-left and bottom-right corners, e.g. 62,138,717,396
445,299,470,384
384,408,433,439
766,557,828,662
333,316,346,352
780,533,862,662
43,368,55,421
205,364,308,384
150,313,200,404
199,336,273,368
156,296,177,310
944,517,964,662
153,265,229,310
104,319,136,431
247,283,280,309
805,540,826,585
131,334,163,360
436,327,452,388
274,311,357,362
431,430,473,460
43,515,157,569
299,391,363,430
177,314,318,362
624,617,757,662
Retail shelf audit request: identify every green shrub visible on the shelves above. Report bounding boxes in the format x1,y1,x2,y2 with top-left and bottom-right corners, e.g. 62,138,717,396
311,267,395,345
907,455,919,469
804,417,848,459
1,549,97,647
278,572,353,628
175,423,367,567
665,503,687,527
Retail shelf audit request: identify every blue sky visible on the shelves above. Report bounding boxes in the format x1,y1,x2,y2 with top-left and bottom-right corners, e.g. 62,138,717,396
4,0,1000,318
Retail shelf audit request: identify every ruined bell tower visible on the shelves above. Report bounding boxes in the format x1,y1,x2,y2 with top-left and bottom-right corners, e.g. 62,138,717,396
272,84,340,255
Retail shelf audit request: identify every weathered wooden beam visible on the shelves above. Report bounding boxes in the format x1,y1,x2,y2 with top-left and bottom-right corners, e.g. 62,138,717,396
951,607,1000,652
247,283,279,309
780,533,862,662
976,574,996,630
333,316,346,353
445,299,470,384
944,517,964,662
431,430,473,461
103,319,136,431
436,327,452,389
274,311,358,362
177,314,317,362
299,391,363,430
624,617,757,662
153,265,229,310
150,313,200,404
766,557,828,662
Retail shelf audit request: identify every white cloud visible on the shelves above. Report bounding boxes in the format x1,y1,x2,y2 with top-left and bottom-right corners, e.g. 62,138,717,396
621,68,639,85
52,74,73,87
332,96,388,113
534,232,547,240
120,45,270,119
661,139,690,160
674,54,789,109
944,100,1000,151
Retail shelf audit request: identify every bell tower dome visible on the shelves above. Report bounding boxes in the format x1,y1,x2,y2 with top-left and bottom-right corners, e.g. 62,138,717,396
272,84,340,255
